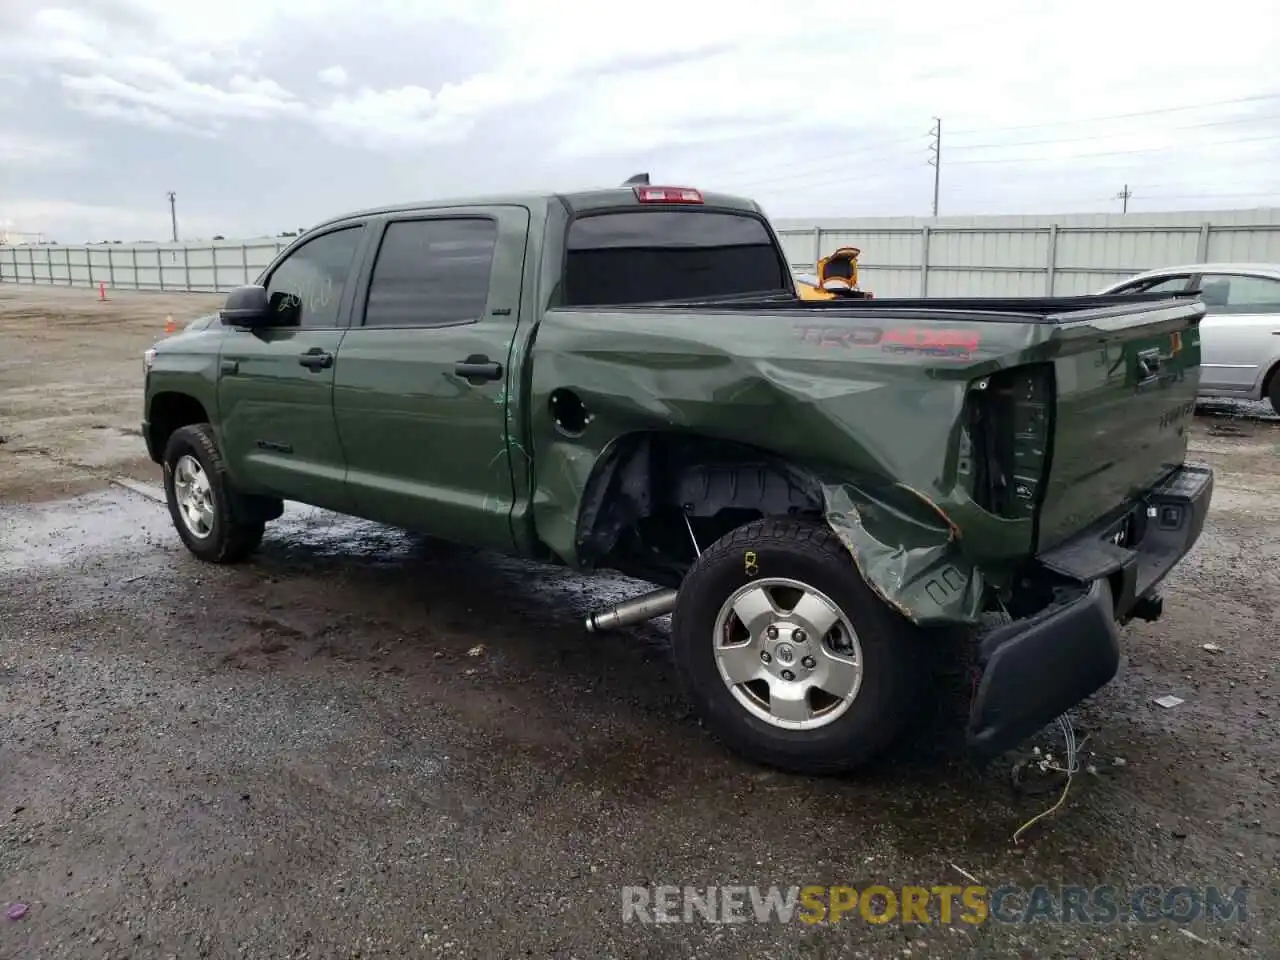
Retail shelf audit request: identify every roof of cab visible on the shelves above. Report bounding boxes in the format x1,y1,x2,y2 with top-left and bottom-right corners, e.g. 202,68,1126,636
309,187,764,233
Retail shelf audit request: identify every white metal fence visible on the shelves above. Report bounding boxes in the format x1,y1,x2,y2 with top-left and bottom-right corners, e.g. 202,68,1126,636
0,239,288,294
773,208,1280,297
4,209,1280,298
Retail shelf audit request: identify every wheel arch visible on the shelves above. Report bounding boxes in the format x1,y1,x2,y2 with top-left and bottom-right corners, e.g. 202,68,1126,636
146,390,212,464
1259,355,1280,406
571,430,829,587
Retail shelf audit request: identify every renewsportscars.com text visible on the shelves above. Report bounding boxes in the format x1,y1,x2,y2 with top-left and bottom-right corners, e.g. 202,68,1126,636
621,884,1250,926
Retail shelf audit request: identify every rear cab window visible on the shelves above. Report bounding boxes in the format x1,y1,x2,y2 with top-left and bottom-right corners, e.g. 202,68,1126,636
561,210,791,306
363,218,498,328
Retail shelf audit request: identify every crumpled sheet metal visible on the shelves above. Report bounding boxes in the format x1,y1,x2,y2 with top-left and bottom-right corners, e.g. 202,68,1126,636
821,480,985,627
528,307,1045,626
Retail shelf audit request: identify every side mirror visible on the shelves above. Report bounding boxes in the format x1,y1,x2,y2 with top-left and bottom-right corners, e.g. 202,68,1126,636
220,285,270,327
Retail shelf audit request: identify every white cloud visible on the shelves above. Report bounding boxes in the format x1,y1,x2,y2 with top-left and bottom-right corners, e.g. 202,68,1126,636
0,199,222,243
317,86,469,148
2,0,1279,239
317,65,349,88
0,132,83,166
60,67,303,132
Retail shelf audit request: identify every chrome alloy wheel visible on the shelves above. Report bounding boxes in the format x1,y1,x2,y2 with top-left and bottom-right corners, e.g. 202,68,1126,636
712,577,863,730
173,454,215,539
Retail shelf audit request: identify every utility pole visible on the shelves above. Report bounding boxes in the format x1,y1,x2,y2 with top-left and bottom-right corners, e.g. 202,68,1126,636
1115,183,1132,214
927,118,942,217
166,191,178,242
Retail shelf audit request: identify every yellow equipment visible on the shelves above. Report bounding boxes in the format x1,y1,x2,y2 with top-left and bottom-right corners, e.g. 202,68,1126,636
796,246,872,300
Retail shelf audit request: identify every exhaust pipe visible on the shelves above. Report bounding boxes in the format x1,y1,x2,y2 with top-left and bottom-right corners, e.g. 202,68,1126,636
584,587,678,633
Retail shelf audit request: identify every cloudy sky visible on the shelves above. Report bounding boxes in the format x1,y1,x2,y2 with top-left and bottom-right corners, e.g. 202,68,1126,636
2,0,1279,242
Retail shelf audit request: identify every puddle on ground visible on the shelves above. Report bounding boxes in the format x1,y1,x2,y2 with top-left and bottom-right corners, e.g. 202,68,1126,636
1196,397,1278,423
0,484,667,642
0,487,174,573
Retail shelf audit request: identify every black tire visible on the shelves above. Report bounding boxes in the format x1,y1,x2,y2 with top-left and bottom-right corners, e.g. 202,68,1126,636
1268,368,1280,417
670,517,924,775
162,423,265,563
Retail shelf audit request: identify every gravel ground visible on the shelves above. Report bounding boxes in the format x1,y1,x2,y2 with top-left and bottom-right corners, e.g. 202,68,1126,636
2,285,1279,959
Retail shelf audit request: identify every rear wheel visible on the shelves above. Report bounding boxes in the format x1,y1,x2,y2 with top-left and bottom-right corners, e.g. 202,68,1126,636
162,424,265,563
670,517,924,775
1268,367,1280,416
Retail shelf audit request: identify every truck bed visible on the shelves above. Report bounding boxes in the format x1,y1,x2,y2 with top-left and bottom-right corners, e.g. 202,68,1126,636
623,291,1204,321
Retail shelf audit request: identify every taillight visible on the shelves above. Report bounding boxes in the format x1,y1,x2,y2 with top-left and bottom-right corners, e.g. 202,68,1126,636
634,186,704,204
961,364,1053,519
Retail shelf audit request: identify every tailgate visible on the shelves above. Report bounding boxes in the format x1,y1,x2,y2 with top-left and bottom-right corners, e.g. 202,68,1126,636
1035,298,1204,551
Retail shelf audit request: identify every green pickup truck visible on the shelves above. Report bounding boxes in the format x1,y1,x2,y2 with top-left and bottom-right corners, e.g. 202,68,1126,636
142,183,1213,775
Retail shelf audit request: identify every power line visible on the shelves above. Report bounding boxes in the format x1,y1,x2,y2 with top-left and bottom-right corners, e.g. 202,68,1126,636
879,192,1280,209
705,114,1280,193
1138,191,1280,201
945,92,1280,136
947,132,1280,166
683,93,1280,186
947,113,1280,153
717,134,1280,197
737,156,1280,206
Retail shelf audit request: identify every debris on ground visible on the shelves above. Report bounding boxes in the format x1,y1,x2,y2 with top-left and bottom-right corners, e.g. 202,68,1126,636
1154,695,1185,709
6,903,28,921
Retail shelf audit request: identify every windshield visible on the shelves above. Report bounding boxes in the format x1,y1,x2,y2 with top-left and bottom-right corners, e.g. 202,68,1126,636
562,210,790,306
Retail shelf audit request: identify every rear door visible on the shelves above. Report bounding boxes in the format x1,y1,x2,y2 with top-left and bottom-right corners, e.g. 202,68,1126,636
1189,271,1280,394
217,223,367,511
333,206,530,550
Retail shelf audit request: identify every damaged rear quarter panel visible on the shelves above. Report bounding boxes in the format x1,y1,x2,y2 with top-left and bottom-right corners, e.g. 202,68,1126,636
526,307,1048,627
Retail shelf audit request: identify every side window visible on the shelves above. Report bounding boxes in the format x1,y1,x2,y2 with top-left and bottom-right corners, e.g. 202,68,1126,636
1125,275,1190,294
364,218,498,328
1197,274,1280,312
262,226,364,328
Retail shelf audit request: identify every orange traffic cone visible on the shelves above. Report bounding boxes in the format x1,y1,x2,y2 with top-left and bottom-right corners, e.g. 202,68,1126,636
163,315,177,336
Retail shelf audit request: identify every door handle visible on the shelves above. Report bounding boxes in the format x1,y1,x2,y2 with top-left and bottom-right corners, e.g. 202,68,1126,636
454,355,503,383
219,359,239,375
298,348,334,372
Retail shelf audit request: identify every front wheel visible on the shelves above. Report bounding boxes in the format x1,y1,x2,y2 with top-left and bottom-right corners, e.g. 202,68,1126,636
670,517,923,775
162,424,265,563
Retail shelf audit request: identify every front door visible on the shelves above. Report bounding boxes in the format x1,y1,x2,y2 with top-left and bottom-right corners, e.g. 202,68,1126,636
1192,272,1280,394
217,223,368,511
333,206,531,550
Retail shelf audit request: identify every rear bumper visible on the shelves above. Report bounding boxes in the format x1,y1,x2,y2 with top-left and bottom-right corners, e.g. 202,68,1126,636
966,462,1213,761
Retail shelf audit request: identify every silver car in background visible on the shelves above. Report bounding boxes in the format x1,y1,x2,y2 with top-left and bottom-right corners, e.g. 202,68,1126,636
1100,262,1280,414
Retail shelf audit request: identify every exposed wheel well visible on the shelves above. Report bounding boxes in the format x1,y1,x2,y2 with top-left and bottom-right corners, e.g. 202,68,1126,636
575,432,827,587
147,392,210,463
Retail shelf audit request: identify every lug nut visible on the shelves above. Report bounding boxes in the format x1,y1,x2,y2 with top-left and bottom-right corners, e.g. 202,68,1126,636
766,625,778,640
760,651,772,664
801,656,816,669
792,628,807,643
781,670,796,682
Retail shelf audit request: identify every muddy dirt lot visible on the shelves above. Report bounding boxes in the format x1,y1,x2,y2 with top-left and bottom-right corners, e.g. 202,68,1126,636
0,285,223,502
2,285,1279,958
